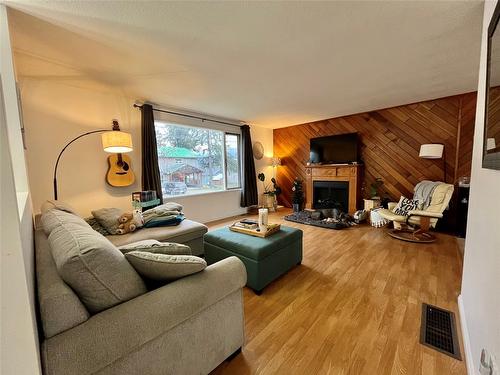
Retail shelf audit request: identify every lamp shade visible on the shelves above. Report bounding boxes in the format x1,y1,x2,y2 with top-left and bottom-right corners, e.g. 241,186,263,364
101,131,133,153
271,157,282,167
486,137,497,151
419,144,443,159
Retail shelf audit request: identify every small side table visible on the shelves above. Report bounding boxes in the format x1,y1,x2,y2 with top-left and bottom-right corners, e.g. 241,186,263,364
363,198,381,211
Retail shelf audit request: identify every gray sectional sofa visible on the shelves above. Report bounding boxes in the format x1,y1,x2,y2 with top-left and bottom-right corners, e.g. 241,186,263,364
35,206,247,375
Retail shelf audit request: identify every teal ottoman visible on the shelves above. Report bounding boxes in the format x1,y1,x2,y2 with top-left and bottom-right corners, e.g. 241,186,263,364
204,226,303,294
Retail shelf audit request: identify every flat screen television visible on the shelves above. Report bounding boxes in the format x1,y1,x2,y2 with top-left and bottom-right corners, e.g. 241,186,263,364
309,133,359,164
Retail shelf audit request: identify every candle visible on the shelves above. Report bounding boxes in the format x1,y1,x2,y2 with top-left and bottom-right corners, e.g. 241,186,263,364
258,208,268,233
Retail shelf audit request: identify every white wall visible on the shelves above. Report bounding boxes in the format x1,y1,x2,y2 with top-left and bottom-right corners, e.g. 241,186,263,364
20,78,142,216
18,66,273,223
251,124,274,201
0,4,41,374
460,1,500,374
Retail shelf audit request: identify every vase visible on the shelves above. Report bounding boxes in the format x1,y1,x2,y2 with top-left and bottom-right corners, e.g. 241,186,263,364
264,194,275,212
292,203,300,212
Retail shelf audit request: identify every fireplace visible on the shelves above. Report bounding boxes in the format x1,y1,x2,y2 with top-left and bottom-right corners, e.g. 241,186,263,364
305,164,361,214
313,181,349,211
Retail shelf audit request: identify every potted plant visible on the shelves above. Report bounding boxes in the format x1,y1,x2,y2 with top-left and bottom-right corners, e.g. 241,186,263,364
292,178,304,212
258,173,277,211
370,178,384,199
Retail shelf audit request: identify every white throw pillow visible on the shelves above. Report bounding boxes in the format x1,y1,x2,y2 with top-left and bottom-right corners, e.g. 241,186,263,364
118,240,192,255
125,251,206,281
393,196,420,216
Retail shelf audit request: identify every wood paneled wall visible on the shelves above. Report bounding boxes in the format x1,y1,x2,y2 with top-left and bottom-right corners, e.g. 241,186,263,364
273,93,477,208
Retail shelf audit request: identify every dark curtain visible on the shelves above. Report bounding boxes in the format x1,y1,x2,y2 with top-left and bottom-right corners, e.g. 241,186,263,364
240,125,258,207
141,104,163,204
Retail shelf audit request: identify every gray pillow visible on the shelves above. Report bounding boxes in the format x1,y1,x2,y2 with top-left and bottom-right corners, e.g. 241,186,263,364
41,208,89,236
91,207,124,235
118,240,192,255
47,210,147,313
85,217,111,236
125,251,206,281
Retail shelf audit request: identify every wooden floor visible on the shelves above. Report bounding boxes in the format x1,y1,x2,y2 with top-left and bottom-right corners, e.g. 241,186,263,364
210,210,465,375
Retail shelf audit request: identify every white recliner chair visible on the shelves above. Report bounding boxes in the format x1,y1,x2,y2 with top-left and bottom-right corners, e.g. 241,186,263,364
377,183,454,243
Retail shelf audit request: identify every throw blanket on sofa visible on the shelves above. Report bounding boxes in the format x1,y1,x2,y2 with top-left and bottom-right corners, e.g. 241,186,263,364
143,214,185,228
413,180,441,209
142,202,184,227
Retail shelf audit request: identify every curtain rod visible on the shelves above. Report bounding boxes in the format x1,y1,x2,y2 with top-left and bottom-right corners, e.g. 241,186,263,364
133,103,244,128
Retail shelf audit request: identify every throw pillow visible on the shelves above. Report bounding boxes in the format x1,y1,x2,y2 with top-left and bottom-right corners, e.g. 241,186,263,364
41,208,89,236
85,217,111,236
125,251,206,281
118,240,192,255
47,210,147,313
393,196,420,216
91,207,124,235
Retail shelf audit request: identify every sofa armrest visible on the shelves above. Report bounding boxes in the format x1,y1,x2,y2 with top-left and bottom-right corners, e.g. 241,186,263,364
407,210,443,219
387,202,398,211
43,257,246,374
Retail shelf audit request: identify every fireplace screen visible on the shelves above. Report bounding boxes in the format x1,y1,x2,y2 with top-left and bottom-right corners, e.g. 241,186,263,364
312,181,349,211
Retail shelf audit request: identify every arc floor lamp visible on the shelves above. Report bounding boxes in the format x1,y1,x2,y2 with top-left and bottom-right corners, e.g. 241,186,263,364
53,120,133,200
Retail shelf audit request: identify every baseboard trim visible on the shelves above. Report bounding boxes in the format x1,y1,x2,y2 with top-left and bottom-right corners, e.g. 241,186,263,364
458,294,475,375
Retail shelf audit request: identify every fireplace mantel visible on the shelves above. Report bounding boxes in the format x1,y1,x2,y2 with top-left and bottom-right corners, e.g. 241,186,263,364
304,164,362,214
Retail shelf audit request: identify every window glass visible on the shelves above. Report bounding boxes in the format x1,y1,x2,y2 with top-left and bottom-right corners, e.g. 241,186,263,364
155,121,240,197
225,133,240,189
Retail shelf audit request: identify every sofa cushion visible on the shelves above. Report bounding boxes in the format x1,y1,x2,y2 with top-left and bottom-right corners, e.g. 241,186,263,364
106,219,208,247
44,210,147,313
41,208,89,236
125,252,206,281
35,230,90,338
91,207,124,235
118,240,192,255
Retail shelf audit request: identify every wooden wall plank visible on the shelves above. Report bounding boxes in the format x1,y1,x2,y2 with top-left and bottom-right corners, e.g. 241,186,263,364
273,93,476,207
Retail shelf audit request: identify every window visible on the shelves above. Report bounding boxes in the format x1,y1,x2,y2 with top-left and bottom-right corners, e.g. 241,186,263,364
155,121,241,197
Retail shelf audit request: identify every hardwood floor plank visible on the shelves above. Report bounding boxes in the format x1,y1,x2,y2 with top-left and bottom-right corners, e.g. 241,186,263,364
210,210,465,375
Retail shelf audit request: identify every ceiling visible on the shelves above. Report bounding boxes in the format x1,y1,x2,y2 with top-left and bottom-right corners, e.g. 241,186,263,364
6,1,484,128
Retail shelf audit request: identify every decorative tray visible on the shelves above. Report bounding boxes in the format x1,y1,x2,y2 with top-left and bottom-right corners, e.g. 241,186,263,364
229,223,281,238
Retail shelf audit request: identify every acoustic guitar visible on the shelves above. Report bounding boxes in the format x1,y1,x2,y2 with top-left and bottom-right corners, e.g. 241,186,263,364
106,153,135,187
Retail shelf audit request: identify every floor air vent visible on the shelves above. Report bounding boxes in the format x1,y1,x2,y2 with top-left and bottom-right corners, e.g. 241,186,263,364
420,303,461,360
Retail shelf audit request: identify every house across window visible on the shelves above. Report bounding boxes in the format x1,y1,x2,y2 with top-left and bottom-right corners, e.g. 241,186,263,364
154,121,241,197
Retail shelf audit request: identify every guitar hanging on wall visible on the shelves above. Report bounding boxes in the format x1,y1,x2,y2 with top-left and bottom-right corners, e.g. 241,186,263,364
106,120,135,187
